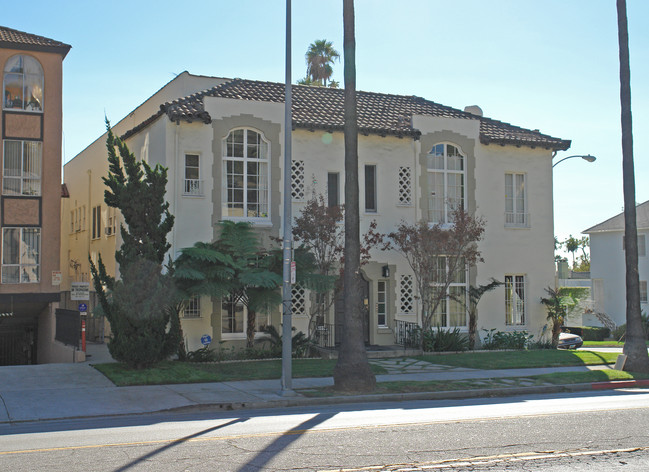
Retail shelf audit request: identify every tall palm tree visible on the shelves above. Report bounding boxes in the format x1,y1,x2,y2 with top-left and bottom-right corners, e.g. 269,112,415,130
617,0,649,372
305,39,340,87
333,0,376,393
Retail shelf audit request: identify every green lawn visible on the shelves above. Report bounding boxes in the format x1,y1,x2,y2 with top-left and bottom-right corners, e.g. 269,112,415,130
415,350,619,370
95,359,388,387
95,349,621,387
299,369,649,397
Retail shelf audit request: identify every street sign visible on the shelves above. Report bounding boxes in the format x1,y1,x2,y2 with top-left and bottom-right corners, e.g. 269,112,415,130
52,271,62,286
71,282,90,301
201,334,212,346
290,260,296,284
78,303,88,312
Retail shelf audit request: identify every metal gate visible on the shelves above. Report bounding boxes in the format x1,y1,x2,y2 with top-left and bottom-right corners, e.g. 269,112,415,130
0,326,36,365
55,309,80,348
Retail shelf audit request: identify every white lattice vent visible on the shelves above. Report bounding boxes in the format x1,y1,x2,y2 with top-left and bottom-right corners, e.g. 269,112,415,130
398,166,412,205
291,160,305,200
292,284,306,316
400,274,414,314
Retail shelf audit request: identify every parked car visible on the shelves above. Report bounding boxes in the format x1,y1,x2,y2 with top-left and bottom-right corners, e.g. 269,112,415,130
558,332,583,349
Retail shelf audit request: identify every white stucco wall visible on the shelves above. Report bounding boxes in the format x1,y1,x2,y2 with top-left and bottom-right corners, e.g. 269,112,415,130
589,229,649,326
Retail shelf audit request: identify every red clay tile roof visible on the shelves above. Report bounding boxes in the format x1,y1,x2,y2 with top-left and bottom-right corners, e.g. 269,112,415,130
0,26,71,58
159,78,570,150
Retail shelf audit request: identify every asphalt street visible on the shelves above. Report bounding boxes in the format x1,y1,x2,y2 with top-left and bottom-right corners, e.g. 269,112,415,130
2,389,649,471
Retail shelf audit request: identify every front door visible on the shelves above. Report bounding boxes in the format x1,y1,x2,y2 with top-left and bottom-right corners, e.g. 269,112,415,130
334,277,371,346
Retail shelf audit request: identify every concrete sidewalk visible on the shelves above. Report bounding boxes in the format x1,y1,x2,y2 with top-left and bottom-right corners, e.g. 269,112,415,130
0,346,620,424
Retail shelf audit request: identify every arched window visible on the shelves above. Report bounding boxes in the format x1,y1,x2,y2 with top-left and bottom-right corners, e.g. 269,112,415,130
222,128,270,219
427,143,465,224
3,55,44,112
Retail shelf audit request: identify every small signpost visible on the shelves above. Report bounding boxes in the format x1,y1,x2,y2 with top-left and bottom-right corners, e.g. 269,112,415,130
201,334,212,346
78,303,88,313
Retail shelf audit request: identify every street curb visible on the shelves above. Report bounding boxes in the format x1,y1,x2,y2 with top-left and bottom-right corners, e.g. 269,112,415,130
591,379,649,389
2,381,646,425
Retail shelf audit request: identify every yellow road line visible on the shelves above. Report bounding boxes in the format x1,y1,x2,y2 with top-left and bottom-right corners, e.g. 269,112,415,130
1,405,646,457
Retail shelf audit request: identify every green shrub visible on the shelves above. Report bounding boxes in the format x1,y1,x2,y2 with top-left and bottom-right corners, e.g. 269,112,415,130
481,328,533,350
185,346,219,362
580,326,611,341
528,339,554,350
422,327,469,352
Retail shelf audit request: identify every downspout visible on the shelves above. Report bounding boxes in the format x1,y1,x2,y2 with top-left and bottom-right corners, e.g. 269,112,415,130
172,121,179,259
412,137,422,328
87,169,92,282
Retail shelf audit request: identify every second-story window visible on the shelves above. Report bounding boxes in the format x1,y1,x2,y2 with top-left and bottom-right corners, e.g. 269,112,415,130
427,143,465,224
328,172,339,208
184,154,202,196
505,172,528,227
3,140,41,196
3,55,44,112
364,164,377,212
223,128,270,220
91,205,102,240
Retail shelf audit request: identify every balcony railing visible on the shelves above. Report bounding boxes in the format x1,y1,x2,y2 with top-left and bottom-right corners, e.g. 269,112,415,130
184,179,203,196
505,212,530,228
394,319,420,348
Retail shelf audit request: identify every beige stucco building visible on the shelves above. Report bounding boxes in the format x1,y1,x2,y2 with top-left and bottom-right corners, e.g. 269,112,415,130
63,73,570,353
0,26,71,364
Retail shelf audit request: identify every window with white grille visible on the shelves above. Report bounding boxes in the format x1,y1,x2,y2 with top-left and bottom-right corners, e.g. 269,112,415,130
183,296,201,318
3,140,42,196
400,275,414,314
505,274,526,325
184,154,202,196
292,284,306,316
291,160,305,200
398,166,412,205
427,143,465,224
505,173,529,227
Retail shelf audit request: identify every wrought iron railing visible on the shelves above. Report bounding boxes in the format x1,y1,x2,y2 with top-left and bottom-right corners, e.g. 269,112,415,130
394,319,420,348
311,323,338,349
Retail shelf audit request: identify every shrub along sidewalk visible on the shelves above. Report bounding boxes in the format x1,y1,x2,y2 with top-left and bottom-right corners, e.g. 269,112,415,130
94,350,620,387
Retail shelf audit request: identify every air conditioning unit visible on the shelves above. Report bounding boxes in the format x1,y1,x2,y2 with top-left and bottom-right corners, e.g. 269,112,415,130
104,227,113,236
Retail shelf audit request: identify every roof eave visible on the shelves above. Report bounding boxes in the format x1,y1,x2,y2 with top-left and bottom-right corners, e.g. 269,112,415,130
0,40,71,59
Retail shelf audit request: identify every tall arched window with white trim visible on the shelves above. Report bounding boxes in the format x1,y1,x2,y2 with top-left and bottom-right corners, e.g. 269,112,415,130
222,128,270,220
3,55,44,112
427,143,465,224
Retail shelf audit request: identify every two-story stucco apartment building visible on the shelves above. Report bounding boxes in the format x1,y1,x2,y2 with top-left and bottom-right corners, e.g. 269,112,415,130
63,73,570,352
0,26,71,364
584,201,649,327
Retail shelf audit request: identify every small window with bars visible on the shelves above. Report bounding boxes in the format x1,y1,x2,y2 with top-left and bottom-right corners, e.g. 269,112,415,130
183,296,201,318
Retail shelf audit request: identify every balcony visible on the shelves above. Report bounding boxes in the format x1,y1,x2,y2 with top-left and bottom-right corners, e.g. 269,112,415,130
505,212,530,228
183,179,203,196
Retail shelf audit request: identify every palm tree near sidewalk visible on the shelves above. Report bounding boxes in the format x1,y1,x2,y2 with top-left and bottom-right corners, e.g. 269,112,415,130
333,0,376,393
617,0,649,372
305,39,340,87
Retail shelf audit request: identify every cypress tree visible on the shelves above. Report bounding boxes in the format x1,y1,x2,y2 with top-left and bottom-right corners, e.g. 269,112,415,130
90,121,180,369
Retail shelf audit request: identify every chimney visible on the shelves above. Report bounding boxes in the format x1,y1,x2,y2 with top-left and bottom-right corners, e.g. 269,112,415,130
464,105,483,117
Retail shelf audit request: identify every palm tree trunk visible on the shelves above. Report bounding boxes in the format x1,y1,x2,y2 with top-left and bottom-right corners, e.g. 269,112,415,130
617,0,649,372
333,0,376,392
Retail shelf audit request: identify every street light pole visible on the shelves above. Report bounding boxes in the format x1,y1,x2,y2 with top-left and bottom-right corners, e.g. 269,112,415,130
552,154,597,168
280,0,295,396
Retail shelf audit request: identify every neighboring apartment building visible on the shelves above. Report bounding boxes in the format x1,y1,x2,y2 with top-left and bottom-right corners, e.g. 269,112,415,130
0,26,71,364
64,75,570,352
584,201,649,327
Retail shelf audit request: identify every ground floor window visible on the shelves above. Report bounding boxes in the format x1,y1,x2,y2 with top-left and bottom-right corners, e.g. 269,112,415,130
377,280,388,327
505,274,526,325
1,227,40,283
221,298,269,337
183,296,201,318
430,257,467,328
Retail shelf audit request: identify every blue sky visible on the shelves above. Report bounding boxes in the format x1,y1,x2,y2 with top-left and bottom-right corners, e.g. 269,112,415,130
4,0,648,249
